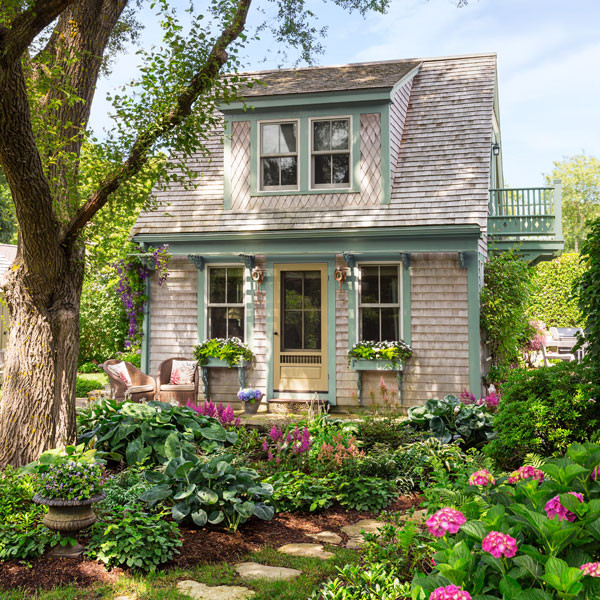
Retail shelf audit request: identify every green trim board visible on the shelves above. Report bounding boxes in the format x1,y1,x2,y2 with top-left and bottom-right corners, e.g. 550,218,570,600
223,120,233,210
464,251,482,396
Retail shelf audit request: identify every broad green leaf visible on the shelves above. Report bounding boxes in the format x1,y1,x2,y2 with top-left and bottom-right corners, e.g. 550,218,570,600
125,437,143,465
191,509,208,527
144,470,167,484
499,576,522,599
173,483,196,500
164,432,181,459
196,488,219,504
139,484,172,506
172,502,191,521
174,460,196,478
208,510,225,525
461,521,487,541
234,501,255,519
253,503,274,521
513,555,542,579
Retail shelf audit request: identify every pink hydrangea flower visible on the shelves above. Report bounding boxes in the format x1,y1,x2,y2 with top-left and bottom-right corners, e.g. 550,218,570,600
591,465,600,482
481,531,518,558
545,492,584,522
468,469,495,487
429,585,472,600
508,465,545,484
580,562,600,577
426,508,466,537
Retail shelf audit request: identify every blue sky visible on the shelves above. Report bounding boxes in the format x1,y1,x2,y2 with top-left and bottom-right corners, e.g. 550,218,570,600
91,0,600,186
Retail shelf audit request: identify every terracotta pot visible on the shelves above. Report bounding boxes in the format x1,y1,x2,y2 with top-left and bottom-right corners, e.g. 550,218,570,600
33,493,105,533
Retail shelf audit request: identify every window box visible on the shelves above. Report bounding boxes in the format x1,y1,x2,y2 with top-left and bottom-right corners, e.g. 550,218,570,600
349,358,404,372
199,357,250,400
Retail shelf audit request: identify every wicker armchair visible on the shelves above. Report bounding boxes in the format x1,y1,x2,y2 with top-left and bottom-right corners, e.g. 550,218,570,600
102,359,156,403
156,357,199,406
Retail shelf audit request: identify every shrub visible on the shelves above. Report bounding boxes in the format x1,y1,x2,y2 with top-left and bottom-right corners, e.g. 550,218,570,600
140,453,274,532
87,507,181,571
264,470,336,513
97,468,152,516
480,249,533,382
486,362,599,468
336,475,397,512
411,442,600,600
77,399,237,466
406,395,495,449
356,414,424,450
312,562,410,600
75,373,107,397
528,253,585,327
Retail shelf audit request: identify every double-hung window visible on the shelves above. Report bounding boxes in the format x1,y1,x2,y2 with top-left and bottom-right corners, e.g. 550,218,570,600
259,121,298,190
359,265,401,341
207,266,245,339
311,118,351,188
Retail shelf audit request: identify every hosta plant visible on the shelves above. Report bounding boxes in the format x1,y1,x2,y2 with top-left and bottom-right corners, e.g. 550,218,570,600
411,442,600,600
78,399,237,466
140,453,274,532
406,395,495,448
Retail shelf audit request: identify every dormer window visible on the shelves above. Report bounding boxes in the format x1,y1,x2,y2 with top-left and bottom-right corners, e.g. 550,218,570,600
259,121,298,190
311,117,351,189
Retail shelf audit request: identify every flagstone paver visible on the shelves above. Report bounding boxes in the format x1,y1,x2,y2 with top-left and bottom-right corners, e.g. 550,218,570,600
307,531,343,545
341,519,386,549
278,543,334,559
177,580,255,600
235,561,302,580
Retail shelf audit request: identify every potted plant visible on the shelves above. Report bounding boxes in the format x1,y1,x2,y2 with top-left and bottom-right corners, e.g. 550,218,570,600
237,388,264,414
28,444,105,558
193,337,254,367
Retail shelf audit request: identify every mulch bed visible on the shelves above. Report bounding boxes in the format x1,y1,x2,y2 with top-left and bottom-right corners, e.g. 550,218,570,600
0,495,422,591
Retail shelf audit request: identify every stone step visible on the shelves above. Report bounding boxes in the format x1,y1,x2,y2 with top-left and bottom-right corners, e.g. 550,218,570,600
177,580,255,600
278,543,334,560
235,561,302,580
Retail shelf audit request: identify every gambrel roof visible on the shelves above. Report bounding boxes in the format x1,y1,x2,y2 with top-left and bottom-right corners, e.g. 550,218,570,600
132,53,497,237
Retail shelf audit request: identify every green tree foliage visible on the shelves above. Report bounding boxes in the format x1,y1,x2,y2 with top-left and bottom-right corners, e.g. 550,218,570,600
577,217,600,373
546,155,600,252
0,169,16,244
480,249,532,382
527,253,585,328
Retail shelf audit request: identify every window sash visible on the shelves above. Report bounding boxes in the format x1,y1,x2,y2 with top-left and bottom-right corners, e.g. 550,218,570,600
358,265,401,342
207,267,245,340
259,121,298,191
310,118,351,189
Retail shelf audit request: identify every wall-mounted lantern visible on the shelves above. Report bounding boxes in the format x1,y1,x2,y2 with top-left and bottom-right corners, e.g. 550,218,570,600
334,267,347,290
251,266,265,291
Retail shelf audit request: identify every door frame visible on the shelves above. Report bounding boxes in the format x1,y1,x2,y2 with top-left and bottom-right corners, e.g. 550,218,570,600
266,257,337,405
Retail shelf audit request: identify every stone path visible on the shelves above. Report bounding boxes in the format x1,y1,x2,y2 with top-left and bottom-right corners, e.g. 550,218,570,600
341,519,387,549
307,530,342,545
278,542,334,560
177,580,255,600
235,561,302,580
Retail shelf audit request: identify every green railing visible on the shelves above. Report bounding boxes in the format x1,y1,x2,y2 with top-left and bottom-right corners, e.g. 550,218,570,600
489,181,562,238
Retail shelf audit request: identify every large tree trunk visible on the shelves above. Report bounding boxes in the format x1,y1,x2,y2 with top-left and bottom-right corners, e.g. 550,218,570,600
0,243,84,467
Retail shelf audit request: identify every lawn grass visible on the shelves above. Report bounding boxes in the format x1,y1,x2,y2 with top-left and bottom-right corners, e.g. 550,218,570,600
0,545,358,600
76,372,108,398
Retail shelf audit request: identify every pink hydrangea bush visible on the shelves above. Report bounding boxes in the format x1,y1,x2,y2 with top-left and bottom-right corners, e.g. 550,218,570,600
426,508,466,537
468,469,495,487
508,465,544,484
481,531,518,558
580,562,600,578
545,492,584,522
429,585,472,600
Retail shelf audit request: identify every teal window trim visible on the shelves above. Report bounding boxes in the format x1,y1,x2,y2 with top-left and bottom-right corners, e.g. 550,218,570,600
223,103,389,205
352,261,409,344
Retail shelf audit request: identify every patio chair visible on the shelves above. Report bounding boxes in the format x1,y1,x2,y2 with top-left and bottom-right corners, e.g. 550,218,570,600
103,359,156,402
156,357,199,406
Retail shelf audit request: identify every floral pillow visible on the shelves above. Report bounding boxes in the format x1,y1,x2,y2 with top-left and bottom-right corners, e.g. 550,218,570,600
170,360,197,385
107,361,132,386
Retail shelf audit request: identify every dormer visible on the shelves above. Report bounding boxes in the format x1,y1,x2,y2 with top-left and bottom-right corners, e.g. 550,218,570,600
220,60,421,211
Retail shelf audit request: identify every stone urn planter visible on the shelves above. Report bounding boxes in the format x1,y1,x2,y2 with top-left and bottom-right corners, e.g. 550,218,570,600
33,493,105,558
243,394,263,414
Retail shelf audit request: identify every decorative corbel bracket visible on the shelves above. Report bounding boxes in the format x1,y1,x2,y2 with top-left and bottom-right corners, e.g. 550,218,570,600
342,252,356,268
458,252,467,269
239,254,255,270
400,253,411,269
188,254,205,271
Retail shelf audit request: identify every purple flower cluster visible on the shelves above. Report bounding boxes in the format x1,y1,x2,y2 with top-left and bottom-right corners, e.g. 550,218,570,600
37,461,103,501
114,245,170,348
186,400,241,427
262,425,312,464
237,388,263,403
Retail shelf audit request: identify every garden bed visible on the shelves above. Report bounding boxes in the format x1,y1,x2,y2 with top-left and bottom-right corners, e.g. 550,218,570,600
0,498,421,591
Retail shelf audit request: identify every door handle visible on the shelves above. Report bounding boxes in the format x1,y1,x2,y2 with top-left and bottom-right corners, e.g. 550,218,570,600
274,332,279,335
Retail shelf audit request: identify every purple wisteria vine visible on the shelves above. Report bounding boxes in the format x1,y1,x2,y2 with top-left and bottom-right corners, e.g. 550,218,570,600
114,245,171,348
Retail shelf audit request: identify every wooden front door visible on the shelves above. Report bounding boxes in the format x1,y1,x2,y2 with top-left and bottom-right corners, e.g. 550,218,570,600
273,264,328,393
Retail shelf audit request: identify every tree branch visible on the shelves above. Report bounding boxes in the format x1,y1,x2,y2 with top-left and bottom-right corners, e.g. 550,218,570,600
2,0,78,61
61,0,252,245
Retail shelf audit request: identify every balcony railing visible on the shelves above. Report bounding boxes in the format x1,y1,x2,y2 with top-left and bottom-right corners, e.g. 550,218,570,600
489,181,562,239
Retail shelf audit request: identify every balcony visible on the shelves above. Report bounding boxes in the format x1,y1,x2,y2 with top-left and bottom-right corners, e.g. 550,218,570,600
488,180,564,263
